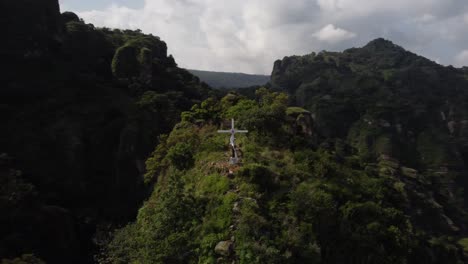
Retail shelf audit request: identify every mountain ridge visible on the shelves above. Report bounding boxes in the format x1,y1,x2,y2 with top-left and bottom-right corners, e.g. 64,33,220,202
102,40,468,264
104,86,468,263
188,69,270,89
2,0,468,262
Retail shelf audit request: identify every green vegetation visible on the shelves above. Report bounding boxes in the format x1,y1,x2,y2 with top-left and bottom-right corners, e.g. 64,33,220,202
1,1,214,262
103,89,468,263
3,0,468,263
111,45,140,78
286,106,310,116
167,142,195,170
1,254,45,264
458,238,468,253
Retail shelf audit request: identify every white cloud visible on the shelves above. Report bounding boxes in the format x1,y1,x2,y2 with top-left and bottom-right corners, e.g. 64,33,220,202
313,24,356,43
317,0,341,12
316,0,455,18
414,14,436,23
455,50,468,67
73,0,468,73
81,5,139,28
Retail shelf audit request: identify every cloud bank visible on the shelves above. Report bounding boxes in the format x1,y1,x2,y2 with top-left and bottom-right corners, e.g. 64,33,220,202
314,24,356,43
63,0,468,74
456,50,468,66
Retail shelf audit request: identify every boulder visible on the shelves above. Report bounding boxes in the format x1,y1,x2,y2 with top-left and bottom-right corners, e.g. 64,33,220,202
215,241,233,256
232,202,240,213
286,107,314,136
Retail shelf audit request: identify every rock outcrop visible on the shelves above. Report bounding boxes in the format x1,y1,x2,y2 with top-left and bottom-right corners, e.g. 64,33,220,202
215,241,233,256
286,107,314,136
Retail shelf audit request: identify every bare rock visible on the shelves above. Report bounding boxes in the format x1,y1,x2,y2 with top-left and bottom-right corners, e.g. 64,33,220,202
215,241,233,256
232,202,240,213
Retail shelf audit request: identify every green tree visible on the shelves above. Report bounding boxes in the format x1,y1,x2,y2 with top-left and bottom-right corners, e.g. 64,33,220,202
111,45,140,78
105,172,200,264
136,173,200,263
167,142,195,170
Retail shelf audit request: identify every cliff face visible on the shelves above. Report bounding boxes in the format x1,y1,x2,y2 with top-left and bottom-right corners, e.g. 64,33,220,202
1,0,63,85
1,0,62,53
0,0,213,262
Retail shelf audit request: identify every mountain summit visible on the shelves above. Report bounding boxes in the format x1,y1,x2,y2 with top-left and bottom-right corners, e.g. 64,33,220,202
361,38,405,52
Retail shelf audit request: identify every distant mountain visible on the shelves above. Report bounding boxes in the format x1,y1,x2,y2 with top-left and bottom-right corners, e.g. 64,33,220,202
188,69,270,88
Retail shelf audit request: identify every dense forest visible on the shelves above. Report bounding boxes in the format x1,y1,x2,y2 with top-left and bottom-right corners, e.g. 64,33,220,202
188,70,269,89
1,0,468,263
103,88,468,263
1,0,213,263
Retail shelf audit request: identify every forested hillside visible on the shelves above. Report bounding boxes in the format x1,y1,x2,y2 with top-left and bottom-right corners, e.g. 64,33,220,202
188,69,269,89
2,0,468,263
0,0,214,262
103,88,468,263
102,39,468,263
271,38,468,206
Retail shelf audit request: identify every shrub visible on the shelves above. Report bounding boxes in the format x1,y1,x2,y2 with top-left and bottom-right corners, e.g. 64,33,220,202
167,142,195,170
111,45,140,78
238,163,277,191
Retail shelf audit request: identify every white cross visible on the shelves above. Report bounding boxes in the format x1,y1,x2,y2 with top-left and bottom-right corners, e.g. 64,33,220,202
218,119,248,163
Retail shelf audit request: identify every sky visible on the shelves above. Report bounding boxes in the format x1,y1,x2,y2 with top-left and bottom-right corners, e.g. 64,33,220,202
59,0,468,74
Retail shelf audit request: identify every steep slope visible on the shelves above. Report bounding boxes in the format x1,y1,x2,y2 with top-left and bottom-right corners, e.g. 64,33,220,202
0,0,214,262
271,38,468,213
188,69,270,89
104,90,468,263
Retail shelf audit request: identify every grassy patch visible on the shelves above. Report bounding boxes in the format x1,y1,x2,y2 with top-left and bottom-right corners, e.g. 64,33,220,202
458,238,468,252
287,106,310,116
